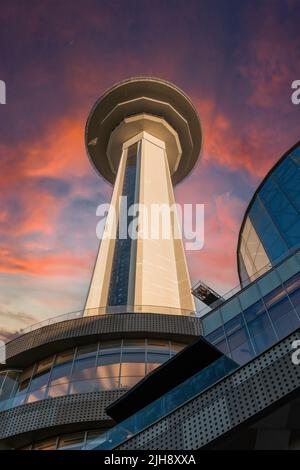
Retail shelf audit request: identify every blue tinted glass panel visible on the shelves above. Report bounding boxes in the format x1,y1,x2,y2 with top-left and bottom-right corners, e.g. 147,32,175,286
257,269,281,296
273,158,298,185
108,144,139,306
247,313,277,354
224,314,254,364
249,199,270,233
202,309,222,335
243,299,267,323
50,362,72,385
205,326,228,354
290,147,300,166
29,372,50,391
284,272,300,316
285,220,300,248
263,284,300,338
221,298,241,323
277,256,300,282
71,356,96,380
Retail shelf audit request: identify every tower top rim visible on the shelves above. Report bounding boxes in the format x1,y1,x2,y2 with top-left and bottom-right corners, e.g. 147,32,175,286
85,77,202,185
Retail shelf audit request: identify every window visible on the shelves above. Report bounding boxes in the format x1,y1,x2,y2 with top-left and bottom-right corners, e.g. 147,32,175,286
202,309,222,335
58,433,85,450
95,377,120,390
247,313,277,354
49,351,74,386
97,352,120,366
47,383,69,398
121,362,146,376
147,352,169,364
119,376,142,388
76,344,98,358
224,315,254,364
71,346,97,381
3,338,189,409
122,351,145,363
221,298,241,323
69,380,98,395
99,340,121,352
29,357,54,392
33,438,57,450
96,362,120,378
257,270,282,297
71,357,96,381
27,387,47,403
123,339,145,348
277,256,300,282
147,339,169,350
243,299,267,323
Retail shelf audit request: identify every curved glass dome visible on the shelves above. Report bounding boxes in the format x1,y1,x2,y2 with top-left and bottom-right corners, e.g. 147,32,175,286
238,141,300,285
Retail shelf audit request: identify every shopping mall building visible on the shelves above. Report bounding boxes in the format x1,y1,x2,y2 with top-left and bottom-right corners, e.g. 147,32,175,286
1,78,300,450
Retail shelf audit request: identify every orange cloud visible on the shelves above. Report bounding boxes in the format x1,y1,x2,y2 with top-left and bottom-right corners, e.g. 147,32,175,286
187,192,243,292
0,112,105,278
0,110,109,240
0,245,93,277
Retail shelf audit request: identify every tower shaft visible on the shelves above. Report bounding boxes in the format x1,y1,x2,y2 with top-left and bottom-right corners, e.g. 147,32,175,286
84,129,195,315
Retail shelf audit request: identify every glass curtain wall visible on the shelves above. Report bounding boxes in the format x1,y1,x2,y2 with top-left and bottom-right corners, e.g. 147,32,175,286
108,143,140,306
239,144,300,284
203,249,300,364
0,339,185,411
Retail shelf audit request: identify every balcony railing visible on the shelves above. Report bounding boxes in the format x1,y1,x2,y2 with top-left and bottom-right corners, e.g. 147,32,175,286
2,246,300,364
0,305,196,347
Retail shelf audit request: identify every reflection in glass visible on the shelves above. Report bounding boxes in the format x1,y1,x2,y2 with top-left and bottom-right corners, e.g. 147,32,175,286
0,338,186,410
119,376,143,389
239,144,300,283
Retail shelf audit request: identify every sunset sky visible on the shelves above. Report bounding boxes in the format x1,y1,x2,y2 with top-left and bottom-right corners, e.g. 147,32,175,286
0,0,300,339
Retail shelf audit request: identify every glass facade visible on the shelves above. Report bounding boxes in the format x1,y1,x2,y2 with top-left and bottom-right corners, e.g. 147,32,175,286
108,143,140,306
21,429,107,450
0,370,21,403
238,143,300,284
203,249,300,364
84,354,237,450
0,339,185,411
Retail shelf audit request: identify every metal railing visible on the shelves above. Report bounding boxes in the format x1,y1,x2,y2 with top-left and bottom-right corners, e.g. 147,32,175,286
2,245,300,350
0,305,196,347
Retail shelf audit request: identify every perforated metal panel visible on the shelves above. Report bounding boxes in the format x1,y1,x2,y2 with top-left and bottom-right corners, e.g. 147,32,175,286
0,313,202,445
119,329,300,450
3,314,202,368
0,390,125,440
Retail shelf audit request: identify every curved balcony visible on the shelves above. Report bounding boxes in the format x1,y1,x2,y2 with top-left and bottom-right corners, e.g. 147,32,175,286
0,390,125,442
3,305,196,342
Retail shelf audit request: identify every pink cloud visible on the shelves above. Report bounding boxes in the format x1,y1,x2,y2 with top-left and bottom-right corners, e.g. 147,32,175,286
0,244,93,277
186,191,244,292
